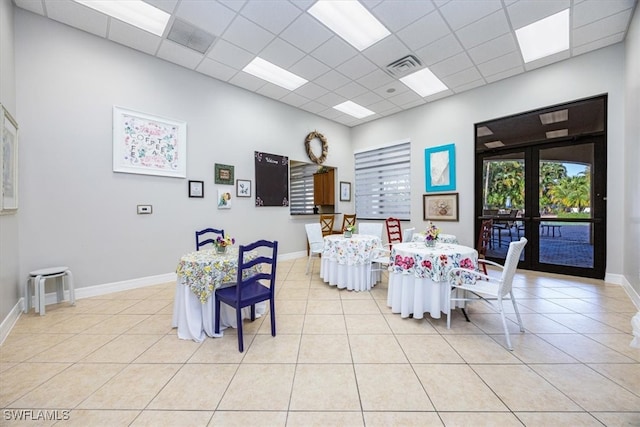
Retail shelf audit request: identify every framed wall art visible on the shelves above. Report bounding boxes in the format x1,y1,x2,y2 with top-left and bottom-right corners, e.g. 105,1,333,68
425,143,456,192
215,163,234,185
218,189,232,209
340,181,351,201
1,104,19,213
236,179,251,197
188,180,204,198
255,151,289,207
423,192,459,222
112,106,187,178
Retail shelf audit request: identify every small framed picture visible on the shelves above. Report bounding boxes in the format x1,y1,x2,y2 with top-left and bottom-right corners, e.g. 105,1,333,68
236,179,251,197
218,189,232,209
340,181,351,201
188,180,204,198
215,163,234,185
423,192,459,222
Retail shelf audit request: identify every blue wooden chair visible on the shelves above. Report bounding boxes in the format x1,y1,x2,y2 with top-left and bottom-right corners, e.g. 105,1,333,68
195,228,225,251
214,239,278,352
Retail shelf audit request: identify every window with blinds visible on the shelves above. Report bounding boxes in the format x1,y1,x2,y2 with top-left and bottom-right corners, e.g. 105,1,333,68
354,141,411,220
289,162,317,214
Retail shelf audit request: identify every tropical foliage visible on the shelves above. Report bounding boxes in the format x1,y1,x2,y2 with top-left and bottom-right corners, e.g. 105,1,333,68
482,160,590,214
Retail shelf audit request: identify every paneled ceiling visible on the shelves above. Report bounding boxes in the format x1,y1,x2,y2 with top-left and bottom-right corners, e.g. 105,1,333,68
13,0,638,127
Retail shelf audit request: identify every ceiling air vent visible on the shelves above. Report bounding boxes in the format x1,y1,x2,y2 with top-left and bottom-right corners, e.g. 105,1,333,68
385,55,423,77
167,19,215,54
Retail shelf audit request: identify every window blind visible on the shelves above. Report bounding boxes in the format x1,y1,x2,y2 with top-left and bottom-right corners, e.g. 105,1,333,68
289,162,317,214
354,141,411,220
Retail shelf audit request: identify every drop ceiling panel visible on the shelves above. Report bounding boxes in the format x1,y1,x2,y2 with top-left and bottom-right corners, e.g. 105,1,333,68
396,11,451,51
221,15,275,54
156,40,204,69
279,14,333,53
572,9,634,46
466,33,518,65
279,92,311,108
206,39,253,70
196,58,237,82
371,0,435,32
334,81,369,99
430,52,474,78
572,0,635,28
362,35,413,68
455,9,511,50
477,51,523,77
439,0,503,30
174,0,235,36
336,55,378,81
414,34,465,67
239,0,302,35
310,37,358,68
289,55,331,81
293,82,330,100
145,0,179,15
442,66,484,89
108,20,162,56
14,0,44,15
314,70,351,91
259,38,305,68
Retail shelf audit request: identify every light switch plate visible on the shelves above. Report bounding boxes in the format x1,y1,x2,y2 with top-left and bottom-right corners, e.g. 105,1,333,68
137,205,152,214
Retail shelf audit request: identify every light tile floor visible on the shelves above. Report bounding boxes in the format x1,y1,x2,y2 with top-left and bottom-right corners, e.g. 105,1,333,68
1,258,639,426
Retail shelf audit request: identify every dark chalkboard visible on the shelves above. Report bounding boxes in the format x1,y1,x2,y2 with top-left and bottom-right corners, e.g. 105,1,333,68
255,151,289,207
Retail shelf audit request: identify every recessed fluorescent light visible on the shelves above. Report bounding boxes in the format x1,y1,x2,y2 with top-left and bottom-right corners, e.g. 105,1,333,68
399,68,448,97
516,9,570,63
73,0,170,36
546,129,569,139
484,141,505,148
308,0,390,51
242,57,308,91
333,101,375,119
539,109,568,125
477,126,494,137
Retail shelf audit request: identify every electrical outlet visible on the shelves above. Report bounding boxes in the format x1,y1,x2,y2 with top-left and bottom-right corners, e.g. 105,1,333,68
137,205,152,214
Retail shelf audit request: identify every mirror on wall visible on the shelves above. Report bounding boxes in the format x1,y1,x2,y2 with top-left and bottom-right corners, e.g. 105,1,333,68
290,161,336,215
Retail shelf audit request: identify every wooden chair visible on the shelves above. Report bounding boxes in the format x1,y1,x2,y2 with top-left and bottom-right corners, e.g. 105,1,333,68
214,239,278,352
320,214,335,237
385,217,402,247
341,214,356,232
477,219,493,276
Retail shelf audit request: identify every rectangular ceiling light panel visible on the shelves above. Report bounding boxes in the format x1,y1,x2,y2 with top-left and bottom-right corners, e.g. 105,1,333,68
484,141,505,148
333,101,375,119
546,129,569,139
73,0,170,36
516,9,570,63
400,68,448,97
308,0,390,51
243,57,308,91
539,109,568,125
476,126,494,137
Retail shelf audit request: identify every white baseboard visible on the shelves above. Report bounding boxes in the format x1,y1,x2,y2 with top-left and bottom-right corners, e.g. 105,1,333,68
621,276,640,310
0,301,22,346
73,272,177,300
604,273,624,285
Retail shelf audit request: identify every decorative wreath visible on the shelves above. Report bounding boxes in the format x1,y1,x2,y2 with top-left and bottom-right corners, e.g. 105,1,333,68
304,130,328,165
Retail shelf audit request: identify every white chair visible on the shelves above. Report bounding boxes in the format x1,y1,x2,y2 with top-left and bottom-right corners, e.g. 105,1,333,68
25,266,75,315
447,237,527,351
357,222,384,240
402,227,415,243
304,223,324,274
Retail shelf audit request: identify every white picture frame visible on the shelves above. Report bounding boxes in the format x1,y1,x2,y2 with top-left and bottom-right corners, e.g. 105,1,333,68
340,181,351,201
112,106,187,178
1,104,19,214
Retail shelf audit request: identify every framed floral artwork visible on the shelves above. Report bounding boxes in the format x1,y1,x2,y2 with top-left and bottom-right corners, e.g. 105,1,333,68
423,193,459,221
112,106,187,178
188,180,204,198
236,179,251,197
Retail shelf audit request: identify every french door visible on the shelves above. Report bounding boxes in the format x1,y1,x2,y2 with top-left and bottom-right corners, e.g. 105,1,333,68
475,137,606,279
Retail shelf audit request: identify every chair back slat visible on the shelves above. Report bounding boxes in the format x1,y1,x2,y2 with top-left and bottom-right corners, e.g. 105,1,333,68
477,219,493,258
341,214,356,231
236,239,278,300
500,237,527,295
195,228,225,251
319,215,335,236
385,217,402,245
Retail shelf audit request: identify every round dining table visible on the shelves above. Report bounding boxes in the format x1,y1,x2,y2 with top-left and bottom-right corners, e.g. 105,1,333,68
172,247,264,342
320,233,382,291
387,241,478,319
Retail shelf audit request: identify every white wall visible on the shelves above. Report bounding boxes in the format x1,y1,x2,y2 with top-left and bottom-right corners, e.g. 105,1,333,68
624,5,640,296
351,44,627,278
0,0,19,325
14,10,353,291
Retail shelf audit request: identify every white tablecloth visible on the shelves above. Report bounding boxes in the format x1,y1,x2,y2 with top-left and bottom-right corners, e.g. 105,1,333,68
320,233,382,291
171,248,265,342
387,242,478,319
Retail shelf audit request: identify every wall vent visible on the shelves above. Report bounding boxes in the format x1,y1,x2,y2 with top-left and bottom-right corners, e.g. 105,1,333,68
385,55,423,77
167,19,215,54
